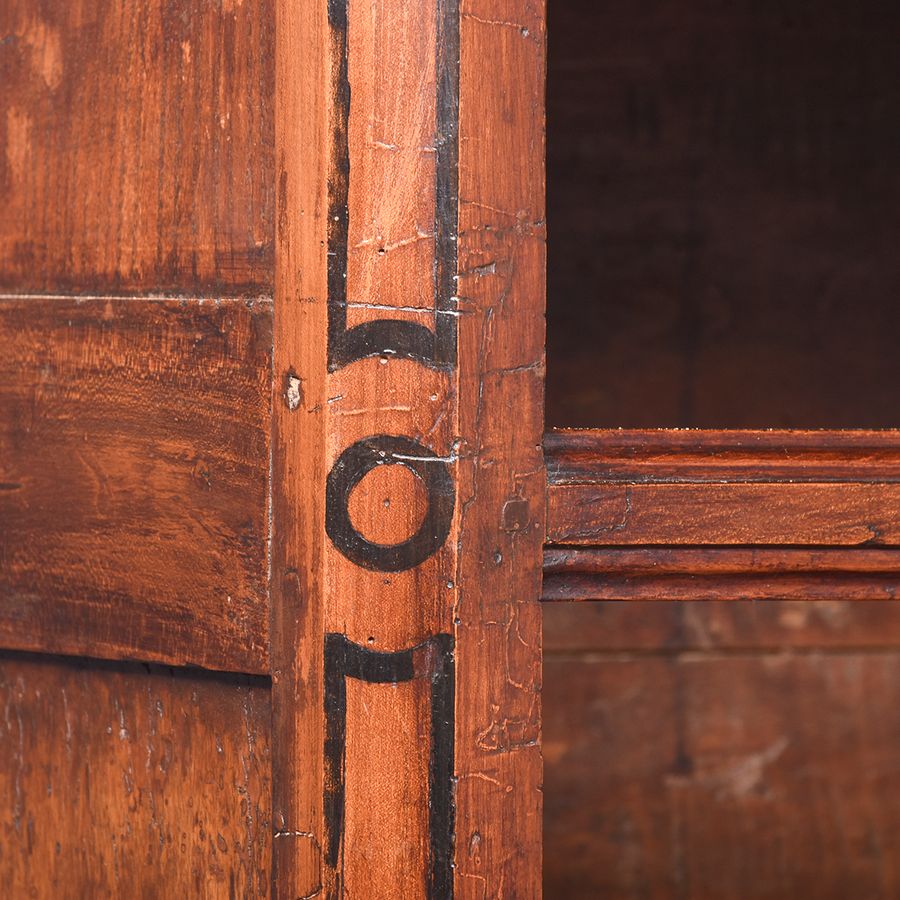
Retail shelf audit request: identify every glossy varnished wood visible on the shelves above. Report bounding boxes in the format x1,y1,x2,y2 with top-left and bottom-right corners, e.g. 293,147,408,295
0,296,272,674
0,651,272,897
0,0,274,295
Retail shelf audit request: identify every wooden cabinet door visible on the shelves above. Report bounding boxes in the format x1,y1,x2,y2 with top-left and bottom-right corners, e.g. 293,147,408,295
1,1,275,894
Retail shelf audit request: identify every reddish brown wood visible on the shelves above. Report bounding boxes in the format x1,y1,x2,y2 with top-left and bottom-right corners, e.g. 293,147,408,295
543,645,900,899
0,0,274,296
269,0,325,894
546,430,900,484
271,0,545,894
1,2,279,896
0,296,271,674
546,430,900,548
550,482,900,546
0,651,272,896
453,0,546,894
543,547,900,601
544,600,900,654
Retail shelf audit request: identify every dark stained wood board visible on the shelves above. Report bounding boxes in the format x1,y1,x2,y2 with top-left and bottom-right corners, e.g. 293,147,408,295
0,0,274,296
544,600,900,655
543,643,900,900
0,650,272,897
0,296,272,674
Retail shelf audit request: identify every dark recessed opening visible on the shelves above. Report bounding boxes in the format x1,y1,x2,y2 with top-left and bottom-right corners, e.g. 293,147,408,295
546,0,900,428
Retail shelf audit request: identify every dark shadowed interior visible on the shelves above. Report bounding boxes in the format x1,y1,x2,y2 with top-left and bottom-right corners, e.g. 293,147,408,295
546,0,899,429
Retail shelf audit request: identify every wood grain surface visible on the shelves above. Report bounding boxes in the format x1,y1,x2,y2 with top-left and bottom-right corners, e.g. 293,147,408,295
0,296,272,674
0,651,272,898
543,429,900,896
453,0,546,894
0,0,274,295
272,0,545,894
544,600,900,655
543,630,900,899
270,0,327,891
545,430,900,484
546,430,900,548
543,547,900,602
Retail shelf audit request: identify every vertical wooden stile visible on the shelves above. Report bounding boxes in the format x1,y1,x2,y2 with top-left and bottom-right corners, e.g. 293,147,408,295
273,0,546,895
272,0,328,895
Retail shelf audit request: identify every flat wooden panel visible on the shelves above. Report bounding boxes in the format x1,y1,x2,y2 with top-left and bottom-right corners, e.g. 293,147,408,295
545,0,900,429
343,678,431,898
546,430,900,547
544,650,900,899
0,296,271,674
345,0,437,323
0,651,271,897
0,0,274,295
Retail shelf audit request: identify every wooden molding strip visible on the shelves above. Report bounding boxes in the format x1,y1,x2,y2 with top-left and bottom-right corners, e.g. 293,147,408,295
543,547,900,601
546,430,900,547
546,429,900,484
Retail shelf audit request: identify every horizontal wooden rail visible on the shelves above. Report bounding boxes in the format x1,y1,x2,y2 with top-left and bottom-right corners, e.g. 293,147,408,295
544,430,900,601
543,547,900,601
545,429,900,484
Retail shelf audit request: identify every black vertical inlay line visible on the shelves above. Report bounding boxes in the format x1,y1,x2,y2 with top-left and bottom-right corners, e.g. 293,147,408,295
428,633,455,898
326,0,352,369
434,0,460,369
326,0,460,371
324,633,455,899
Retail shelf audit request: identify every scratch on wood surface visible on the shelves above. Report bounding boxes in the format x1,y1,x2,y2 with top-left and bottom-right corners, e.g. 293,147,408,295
342,300,466,317
461,12,533,39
